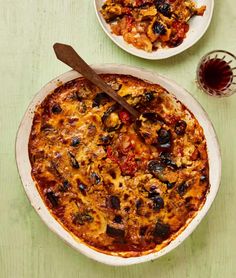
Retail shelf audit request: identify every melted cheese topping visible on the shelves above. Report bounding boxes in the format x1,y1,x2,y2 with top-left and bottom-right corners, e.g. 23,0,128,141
29,75,209,257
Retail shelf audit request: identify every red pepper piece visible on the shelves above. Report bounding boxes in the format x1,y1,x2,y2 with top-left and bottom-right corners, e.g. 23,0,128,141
118,110,131,124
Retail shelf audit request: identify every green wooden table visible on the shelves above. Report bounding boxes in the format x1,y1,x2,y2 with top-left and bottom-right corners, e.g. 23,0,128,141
0,1,236,277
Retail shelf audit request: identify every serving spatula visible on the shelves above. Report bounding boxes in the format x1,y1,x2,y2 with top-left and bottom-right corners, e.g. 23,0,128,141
53,43,140,118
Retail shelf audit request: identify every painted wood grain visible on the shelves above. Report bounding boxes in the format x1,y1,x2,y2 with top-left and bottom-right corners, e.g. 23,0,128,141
0,0,235,277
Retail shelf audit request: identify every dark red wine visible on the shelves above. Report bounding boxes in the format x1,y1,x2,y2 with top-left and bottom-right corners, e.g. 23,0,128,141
199,58,233,92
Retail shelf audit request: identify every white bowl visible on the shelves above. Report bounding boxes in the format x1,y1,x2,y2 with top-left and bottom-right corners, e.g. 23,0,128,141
94,0,214,60
16,64,221,265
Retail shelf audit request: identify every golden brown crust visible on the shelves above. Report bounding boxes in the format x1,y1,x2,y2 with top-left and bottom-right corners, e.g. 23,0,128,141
100,0,206,52
29,74,209,257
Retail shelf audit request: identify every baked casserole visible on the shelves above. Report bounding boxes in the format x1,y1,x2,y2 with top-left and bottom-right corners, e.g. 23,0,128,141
29,74,209,257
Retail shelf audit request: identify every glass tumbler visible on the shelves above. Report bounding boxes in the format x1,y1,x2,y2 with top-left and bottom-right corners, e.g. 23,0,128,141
196,50,236,97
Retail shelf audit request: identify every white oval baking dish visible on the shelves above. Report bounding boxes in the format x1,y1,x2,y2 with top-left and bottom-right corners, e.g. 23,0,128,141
16,64,221,265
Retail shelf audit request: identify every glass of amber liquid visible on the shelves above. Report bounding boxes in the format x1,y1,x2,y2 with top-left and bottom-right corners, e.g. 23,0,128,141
196,50,236,97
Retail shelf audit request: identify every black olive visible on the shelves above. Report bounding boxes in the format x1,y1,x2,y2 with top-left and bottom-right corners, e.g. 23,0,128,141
158,128,171,144
169,161,177,169
144,91,155,102
98,135,112,146
160,152,178,170
106,225,125,238
102,104,118,120
71,137,80,147
102,104,121,132
73,212,93,225
51,104,62,114
177,183,188,196
200,175,207,182
78,182,87,196
160,152,171,164
148,160,164,174
91,172,101,184
63,180,70,190
71,91,83,101
59,180,70,192
156,3,172,18
148,191,160,199
136,199,143,209
166,182,175,189
46,191,58,207
92,92,109,107
153,21,167,35
170,38,183,47
153,221,170,239
175,120,187,135
153,196,164,210
109,196,120,209
114,215,122,223
158,141,171,149
68,152,80,169
140,226,148,236
142,112,164,123
155,0,165,4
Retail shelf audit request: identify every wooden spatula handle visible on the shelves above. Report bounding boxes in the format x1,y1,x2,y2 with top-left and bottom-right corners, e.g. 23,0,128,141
53,43,139,118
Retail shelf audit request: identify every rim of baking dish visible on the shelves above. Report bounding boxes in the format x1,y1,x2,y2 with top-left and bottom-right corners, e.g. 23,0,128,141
94,0,214,60
15,64,221,266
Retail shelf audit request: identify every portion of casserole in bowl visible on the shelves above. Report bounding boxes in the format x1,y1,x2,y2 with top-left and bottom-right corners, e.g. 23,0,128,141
100,0,206,52
28,74,209,257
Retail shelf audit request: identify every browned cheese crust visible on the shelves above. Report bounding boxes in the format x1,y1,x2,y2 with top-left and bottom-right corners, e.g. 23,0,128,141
29,74,209,257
